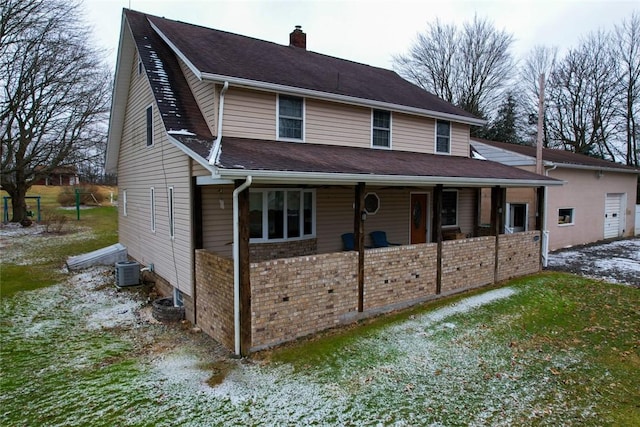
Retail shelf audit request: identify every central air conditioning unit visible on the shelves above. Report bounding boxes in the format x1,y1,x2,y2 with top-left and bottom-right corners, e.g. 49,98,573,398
115,261,140,287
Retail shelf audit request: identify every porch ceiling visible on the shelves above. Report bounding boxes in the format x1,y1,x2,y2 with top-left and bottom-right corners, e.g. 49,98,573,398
213,137,562,187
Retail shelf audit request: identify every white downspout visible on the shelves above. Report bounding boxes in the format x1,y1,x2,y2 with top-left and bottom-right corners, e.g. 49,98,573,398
208,81,229,166
232,175,252,356
542,163,557,267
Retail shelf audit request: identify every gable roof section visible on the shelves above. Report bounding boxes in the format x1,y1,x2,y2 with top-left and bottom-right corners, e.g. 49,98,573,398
106,9,213,173
139,10,483,125
204,137,560,187
471,138,640,174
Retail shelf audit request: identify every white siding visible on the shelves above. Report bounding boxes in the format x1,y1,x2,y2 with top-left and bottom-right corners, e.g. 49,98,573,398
117,47,194,296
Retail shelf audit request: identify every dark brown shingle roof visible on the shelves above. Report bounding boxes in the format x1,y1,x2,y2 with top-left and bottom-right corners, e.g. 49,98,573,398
128,9,479,121
126,10,212,142
214,137,559,185
472,138,639,172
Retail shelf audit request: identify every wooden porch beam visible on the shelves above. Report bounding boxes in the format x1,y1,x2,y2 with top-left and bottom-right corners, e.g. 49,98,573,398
236,180,252,356
536,186,545,231
432,184,443,294
354,182,365,312
490,186,506,283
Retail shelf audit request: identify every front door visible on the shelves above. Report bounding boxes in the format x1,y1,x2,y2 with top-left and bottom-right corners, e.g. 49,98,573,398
410,194,428,244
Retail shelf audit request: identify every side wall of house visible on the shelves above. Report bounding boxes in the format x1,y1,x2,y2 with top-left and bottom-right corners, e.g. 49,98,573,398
178,58,217,136
547,168,637,250
219,88,471,156
117,49,194,297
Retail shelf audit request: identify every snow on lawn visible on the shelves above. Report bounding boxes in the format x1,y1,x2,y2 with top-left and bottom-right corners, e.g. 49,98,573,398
144,287,597,426
548,238,640,286
2,266,603,426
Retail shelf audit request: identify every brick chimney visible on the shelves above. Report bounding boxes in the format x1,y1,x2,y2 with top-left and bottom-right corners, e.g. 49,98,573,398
289,25,306,49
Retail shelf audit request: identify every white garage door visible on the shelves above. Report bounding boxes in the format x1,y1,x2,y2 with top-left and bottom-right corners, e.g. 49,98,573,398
604,193,623,239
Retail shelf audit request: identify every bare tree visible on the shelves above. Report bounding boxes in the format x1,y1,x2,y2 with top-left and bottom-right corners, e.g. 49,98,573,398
519,45,558,146
546,31,621,160
1,0,111,222
614,12,640,166
394,15,515,119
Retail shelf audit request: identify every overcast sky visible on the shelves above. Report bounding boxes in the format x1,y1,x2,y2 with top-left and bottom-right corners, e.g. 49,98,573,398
83,0,639,72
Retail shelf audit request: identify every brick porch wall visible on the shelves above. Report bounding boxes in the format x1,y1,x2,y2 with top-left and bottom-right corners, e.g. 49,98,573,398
250,251,358,350
364,244,438,311
194,250,235,350
441,236,496,294
194,232,541,353
497,231,541,281
250,238,317,262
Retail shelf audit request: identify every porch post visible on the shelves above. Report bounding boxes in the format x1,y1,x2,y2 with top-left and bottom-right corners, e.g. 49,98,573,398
490,186,506,283
236,180,252,356
536,186,546,268
432,184,443,294
536,186,545,231
354,182,366,312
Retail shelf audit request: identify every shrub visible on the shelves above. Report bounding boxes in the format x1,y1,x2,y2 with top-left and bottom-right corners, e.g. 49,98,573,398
41,209,68,233
57,185,107,206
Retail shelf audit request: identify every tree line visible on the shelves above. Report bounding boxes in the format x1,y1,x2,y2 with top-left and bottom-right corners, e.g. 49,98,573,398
394,13,640,166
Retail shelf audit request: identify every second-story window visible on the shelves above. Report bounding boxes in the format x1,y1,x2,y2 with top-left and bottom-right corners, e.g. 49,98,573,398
436,120,451,154
372,110,391,148
278,95,303,140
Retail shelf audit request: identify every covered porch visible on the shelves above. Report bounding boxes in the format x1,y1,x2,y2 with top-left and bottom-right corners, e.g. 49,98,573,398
192,138,559,355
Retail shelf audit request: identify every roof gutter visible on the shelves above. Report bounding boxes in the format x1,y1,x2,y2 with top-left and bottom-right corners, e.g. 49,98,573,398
217,168,562,187
232,175,252,356
208,81,229,165
546,162,640,174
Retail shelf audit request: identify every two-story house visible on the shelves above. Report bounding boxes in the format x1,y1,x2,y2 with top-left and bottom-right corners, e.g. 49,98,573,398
106,10,560,355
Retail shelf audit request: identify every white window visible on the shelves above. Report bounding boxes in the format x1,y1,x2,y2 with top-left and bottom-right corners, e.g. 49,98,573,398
150,187,156,232
558,208,574,225
168,187,175,239
372,110,391,148
278,95,304,140
250,189,315,241
146,105,153,147
436,120,451,154
122,190,127,217
441,189,458,226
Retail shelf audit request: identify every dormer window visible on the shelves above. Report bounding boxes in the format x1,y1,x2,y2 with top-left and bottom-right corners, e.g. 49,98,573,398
278,95,304,140
436,120,451,154
372,110,391,148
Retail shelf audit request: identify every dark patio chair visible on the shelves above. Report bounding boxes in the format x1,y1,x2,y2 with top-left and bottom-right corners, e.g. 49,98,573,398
341,233,355,251
370,231,401,248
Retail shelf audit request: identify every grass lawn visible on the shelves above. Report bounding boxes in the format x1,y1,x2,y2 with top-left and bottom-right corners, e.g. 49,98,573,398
1,185,117,297
1,186,638,425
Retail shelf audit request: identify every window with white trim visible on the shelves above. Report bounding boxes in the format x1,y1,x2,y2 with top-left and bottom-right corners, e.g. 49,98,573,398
150,187,156,232
372,110,391,148
122,190,127,217
146,105,153,146
278,95,304,140
436,120,451,154
250,189,315,241
441,189,458,226
558,208,574,225
168,187,175,239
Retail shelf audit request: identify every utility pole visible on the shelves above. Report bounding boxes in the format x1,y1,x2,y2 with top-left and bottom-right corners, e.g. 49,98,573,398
536,74,545,175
